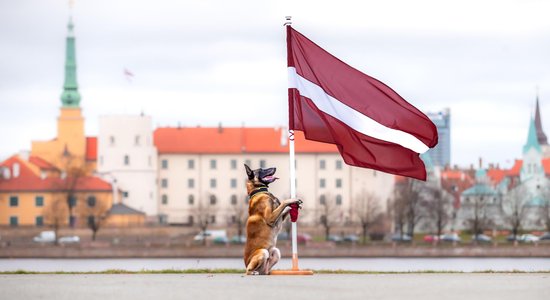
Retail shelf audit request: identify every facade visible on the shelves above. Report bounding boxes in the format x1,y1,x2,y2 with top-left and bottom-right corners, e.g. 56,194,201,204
97,115,158,218
154,127,394,226
426,109,451,167
0,155,113,227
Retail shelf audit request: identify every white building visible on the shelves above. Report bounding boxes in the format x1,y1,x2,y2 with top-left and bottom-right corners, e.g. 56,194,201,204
154,126,394,226
97,115,158,218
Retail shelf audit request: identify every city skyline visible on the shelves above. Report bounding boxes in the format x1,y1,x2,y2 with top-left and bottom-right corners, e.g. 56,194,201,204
1,0,549,169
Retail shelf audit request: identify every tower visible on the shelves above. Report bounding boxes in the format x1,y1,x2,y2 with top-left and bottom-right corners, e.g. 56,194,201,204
426,108,451,167
31,15,86,170
520,117,544,182
534,96,550,158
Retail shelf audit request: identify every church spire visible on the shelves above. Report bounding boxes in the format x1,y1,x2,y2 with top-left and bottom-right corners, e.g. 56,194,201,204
524,117,542,154
60,15,81,108
534,95,548,145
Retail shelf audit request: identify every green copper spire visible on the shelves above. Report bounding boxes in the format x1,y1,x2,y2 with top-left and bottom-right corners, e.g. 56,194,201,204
60,17,81,107
523,117,542,154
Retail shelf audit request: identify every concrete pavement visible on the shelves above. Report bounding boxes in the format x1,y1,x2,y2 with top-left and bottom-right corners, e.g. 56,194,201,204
1,273,549,300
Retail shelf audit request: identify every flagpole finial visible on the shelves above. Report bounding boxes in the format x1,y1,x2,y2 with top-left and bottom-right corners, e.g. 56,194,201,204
284,16,292,26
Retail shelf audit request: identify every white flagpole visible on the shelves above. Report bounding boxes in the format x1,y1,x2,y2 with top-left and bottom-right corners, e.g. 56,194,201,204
285,15,300,271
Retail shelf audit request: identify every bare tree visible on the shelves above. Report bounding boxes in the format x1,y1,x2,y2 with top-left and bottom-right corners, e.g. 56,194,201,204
390,189,408,238
78,196,109,241
230,194,248,240
353,192,382,244
503,185,529,241
424,187,452,242
317,193,343,241
54,154,91,228
464,196,493,242
191,194,219,245
394,178,424,238
42,196,69,245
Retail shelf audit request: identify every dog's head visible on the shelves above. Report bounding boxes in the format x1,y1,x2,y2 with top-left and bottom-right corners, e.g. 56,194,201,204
244,164,279,190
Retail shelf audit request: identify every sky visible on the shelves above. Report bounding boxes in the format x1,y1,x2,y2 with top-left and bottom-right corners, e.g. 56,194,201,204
0,0,549,169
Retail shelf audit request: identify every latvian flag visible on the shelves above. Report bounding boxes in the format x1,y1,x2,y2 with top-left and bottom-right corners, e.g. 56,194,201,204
287,26,438,180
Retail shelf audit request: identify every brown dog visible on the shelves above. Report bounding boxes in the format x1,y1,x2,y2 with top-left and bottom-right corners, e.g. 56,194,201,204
243,164,302,275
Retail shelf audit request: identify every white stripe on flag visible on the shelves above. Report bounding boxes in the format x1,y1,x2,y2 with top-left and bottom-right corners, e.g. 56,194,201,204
288,67,430,154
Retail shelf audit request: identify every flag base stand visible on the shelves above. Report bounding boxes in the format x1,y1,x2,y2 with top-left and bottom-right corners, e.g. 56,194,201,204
269,255,314,275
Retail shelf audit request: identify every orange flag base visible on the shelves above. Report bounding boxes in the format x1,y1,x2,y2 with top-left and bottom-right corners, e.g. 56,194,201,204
269,255,314,275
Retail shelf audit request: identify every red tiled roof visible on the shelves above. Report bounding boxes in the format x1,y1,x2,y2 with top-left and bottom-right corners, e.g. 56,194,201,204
508,159,523,176
86,137,97,161
29,156,57,171
487,169,507,185
543,158,550,174
154,127,338,154
0,155,111,192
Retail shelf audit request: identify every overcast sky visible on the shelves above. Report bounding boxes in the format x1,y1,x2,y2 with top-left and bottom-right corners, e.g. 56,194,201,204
1,0,549,168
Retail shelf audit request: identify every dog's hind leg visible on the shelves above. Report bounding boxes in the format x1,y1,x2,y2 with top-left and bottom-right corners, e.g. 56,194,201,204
246,249,269,275
264,247,281,274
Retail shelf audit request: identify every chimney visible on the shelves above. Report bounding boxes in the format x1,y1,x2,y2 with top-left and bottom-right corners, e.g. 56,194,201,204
218,122,223,133
478,157,483,169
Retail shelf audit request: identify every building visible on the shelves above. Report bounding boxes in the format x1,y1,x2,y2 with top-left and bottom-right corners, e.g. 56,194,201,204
154,127,394,226
426,109,451,167
97,115,157,219
0,154,113,227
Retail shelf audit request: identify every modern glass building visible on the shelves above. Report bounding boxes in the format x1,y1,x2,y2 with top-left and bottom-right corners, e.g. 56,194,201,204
426,108,451,167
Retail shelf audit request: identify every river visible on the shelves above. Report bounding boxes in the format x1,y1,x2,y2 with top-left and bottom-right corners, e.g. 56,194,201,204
1,257,549,272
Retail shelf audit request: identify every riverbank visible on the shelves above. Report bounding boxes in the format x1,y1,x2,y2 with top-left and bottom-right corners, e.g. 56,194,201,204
1,243,549,258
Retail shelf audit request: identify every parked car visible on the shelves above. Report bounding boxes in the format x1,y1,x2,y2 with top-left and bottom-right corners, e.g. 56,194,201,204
193,230,228,243
343,234,359,243
213,236,229,245
506,234,521,242
440,233,461,243
539,232,550,241
297,233,312,244
391,233,412,242
423,235,440,243
59,235,80,244
33,231,56,243
327,234,343,243
471,234,492,243
277,232,290,241
519,234,540,243
230,235,246,244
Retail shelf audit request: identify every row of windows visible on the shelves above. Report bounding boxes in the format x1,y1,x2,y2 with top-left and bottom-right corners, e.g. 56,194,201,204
109,135,150,147
161,178,240,189
7,196,97,208
160,158,344,170
160,194,248,206
8,216,43,226
319,178,343,188
319,195,343,205
99,155,154,167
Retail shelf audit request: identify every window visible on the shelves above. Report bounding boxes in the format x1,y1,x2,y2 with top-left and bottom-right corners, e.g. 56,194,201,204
245,159,251,167
210,215,216,224
188,216,194,225
188,195,194,205
336,195,342,205
161,178,168,188
148,156,152,167
188,178,195,188
319,178,326,188
373,170,377,177
161,159,168,169
109,136,115,146
210,178,217,188
124,155,130,166
230,178,237,188
87,196,96,207
210,195,217,205
245,196,250,205
231,195,237,205
335,160,342,170
231,215,237,223
99,156,103,166
162,194,168,205
9,196,18,207
135,135,140,146
260,160,266,168
210,159,217,169
319,195,326,205
10,216,18,227
319,160,326,169
336,179,342,188
68,195,77,208
188,159,195,169
36,216,44,227
123,191,129,198
35,196,44,207
320,215,327,224
231,159,237,170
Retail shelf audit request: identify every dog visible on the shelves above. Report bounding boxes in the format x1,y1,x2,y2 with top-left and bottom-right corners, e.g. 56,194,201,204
243,164,302,275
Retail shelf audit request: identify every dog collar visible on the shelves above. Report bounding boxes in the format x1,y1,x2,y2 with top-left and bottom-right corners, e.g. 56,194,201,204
249,187,269,198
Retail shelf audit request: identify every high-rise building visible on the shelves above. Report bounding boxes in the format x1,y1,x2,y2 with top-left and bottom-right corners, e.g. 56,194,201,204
426,108,451,167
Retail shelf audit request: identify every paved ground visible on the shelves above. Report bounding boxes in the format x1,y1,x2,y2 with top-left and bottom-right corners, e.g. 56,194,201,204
1,273,549,300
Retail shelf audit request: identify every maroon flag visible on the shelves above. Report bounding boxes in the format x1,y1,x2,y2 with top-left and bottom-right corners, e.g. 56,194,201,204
287,26,438,180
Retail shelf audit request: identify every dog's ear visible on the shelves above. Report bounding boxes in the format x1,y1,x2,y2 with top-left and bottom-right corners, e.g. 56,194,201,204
244,164,254,180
